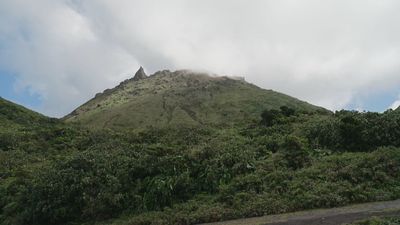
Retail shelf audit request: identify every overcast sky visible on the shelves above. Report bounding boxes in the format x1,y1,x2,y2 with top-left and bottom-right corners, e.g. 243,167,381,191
1,0,400,117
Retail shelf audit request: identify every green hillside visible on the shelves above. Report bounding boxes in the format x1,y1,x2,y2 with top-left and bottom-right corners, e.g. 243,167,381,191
0,97,72,153
0,97,53,128
64,69,325,129
2,71,400,225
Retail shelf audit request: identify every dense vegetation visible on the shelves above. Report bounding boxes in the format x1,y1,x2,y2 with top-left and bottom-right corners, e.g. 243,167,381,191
2,97,400,225
351,216,400,225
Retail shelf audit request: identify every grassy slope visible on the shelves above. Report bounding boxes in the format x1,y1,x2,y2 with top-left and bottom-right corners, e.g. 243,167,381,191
64,70,326,129
0,97,52,128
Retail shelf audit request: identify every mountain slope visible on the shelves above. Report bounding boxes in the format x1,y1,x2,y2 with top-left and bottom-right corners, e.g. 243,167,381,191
64,69,326,129
0,97,54,128
0,97,61,152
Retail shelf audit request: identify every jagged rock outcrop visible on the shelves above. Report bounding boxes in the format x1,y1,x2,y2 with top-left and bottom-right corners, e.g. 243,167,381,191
132,66,147,81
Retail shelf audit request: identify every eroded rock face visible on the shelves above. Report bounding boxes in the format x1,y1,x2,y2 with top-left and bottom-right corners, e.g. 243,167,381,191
133,66,147,81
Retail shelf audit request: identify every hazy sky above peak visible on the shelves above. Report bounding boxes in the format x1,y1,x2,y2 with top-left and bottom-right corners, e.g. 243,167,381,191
1,0,400,117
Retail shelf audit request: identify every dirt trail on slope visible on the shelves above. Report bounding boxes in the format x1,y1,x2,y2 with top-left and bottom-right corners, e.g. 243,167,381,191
198,199,400,225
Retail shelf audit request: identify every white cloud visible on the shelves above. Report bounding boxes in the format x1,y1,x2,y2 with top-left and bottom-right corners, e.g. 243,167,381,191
390,96,400,110
1,0,400,116
0,0,139,116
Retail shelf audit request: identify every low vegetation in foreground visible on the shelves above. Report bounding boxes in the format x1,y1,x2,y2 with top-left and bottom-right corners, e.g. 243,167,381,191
351,216,400,225
2,96,400,225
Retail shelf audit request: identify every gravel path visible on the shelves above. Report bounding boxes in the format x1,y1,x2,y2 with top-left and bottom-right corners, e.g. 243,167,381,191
198,199,400,225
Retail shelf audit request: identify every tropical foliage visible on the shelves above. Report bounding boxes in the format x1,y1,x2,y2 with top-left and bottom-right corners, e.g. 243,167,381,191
2,98,400,225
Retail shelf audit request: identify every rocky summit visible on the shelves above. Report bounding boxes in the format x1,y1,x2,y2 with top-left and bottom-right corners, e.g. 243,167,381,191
132,66,147,81
64,67,323,129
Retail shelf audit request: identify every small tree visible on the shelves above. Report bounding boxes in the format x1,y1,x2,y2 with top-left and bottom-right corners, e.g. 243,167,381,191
280,106,295,117
280,135,309,169
261,109,281,127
